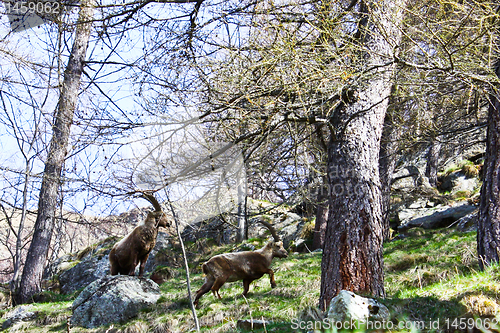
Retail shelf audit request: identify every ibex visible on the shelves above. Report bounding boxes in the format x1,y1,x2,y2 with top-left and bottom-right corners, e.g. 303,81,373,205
109,192,170,277
194,221,288,306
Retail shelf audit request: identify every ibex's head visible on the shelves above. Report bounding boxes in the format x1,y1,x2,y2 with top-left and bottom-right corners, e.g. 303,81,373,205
271,241,288,258
145,210,170,227
259,220,288,258
141,192,171,228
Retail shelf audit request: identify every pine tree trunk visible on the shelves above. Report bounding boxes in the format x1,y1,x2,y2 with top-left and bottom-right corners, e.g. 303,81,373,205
320,92,388,310
477,61,500,270
15,0,94,304
319,0,406,310
379,110,399,240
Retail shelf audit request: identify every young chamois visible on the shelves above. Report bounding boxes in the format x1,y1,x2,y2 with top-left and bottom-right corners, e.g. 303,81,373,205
194,221,288,306
109,192,170,277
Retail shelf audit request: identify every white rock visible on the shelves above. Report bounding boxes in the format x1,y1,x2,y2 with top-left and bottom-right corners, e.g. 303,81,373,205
327,290,390,323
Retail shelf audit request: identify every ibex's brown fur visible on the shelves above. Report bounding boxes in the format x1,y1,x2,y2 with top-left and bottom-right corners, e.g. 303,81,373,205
109,193,170,277
194,221,288,306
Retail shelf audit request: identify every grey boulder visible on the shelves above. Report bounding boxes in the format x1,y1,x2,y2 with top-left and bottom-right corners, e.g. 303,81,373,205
71,275,160,328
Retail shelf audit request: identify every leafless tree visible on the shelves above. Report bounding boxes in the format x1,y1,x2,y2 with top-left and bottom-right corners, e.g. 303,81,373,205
14,0,96,304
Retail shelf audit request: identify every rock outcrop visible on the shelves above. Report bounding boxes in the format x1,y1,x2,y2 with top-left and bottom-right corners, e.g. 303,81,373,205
1,305,36,330
45,232,171,295
71,275,160,328
58,240,112,294
455,211,479,232
182,208,305,249
398,202,477,231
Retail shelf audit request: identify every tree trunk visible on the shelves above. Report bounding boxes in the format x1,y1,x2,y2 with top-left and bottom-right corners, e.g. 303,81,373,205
312,181,328,250
319,0,406,311
425,137,442,188
235,157,248,242
312,123,329,251
15,0,95,304
236,193,248,242
10,165,32,292
477,60,500,270
379,101,400,240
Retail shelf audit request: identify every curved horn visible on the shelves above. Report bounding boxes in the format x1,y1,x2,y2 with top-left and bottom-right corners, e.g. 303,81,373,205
141,192,162,212
257,220,280,242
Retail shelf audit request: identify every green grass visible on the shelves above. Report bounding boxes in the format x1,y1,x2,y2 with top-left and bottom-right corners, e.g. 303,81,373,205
2,229,500,332
150,250,322,332
383,229,500,332
0,301,73,332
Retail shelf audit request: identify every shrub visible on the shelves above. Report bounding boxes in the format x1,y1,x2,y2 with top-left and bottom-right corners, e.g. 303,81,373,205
462,163,479,178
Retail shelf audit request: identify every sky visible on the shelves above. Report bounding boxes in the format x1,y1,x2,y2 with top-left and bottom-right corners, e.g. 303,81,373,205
0,0,248,224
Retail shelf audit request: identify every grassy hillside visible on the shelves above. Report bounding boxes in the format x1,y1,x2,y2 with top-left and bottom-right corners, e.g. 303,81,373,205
1,229,500,332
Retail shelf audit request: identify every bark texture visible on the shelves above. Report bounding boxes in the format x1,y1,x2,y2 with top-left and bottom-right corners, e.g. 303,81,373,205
379,105,400,240
236,195,248,242
15,0,94,304
425,137,442,188
312,183,328,250
477,60,500,270
312,124,329,251
319,0,406,310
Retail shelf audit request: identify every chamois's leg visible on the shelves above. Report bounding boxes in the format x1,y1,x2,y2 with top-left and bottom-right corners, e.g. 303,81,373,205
266,269,276,288
211,276,228,299
194,276,215,307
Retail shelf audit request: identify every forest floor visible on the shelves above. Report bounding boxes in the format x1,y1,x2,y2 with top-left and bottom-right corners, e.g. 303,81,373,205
1,228,500,332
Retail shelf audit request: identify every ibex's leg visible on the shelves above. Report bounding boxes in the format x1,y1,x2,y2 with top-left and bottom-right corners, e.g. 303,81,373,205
128,256,139,276
138,262,145,277
138,254,149,277
194,276,215,307
212,289,222,299
109,256,119,275
110,263,119,275
109,252,119,275
242,279,253,296
211,276,228,299
267,269,276,288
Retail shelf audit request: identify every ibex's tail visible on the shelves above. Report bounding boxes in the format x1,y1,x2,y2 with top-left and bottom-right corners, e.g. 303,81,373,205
202,262,209,275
